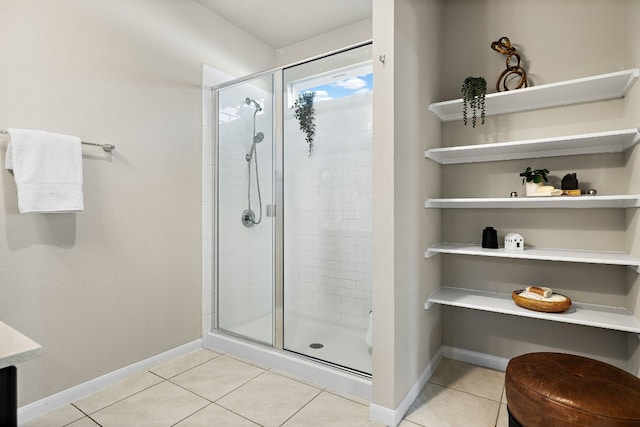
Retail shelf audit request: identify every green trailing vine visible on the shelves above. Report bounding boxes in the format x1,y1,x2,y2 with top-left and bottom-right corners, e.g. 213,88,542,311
293,91,316,157
461,76,487,127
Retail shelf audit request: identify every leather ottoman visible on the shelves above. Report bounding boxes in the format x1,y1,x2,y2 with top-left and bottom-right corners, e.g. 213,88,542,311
505,352,640,426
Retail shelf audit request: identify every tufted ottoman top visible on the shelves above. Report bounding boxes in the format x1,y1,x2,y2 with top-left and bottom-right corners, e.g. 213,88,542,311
505,352,640,427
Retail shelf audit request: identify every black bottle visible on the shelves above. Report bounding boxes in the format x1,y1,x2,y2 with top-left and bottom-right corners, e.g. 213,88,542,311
482,227,499,249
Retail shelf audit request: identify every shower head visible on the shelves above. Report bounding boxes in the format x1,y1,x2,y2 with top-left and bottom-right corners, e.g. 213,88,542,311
253,132,264,144
245,97,262,112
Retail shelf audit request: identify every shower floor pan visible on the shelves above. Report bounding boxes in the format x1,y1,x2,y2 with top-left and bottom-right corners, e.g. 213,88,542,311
231,313,371,375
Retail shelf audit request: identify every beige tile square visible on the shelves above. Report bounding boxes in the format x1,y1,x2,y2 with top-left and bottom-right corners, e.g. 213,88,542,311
398,420,423,427
324,389,371,407
171,355,264,402
20,404,85,427
74,371,163,414
91,381,209,427
283,390,383,427
405,383,500,427
67,418,101,427
151,349,220,379
174,403,259,427
224,353,273,371
429,358,505,402
268,367,324,389
217,371,320,427
497,403,509,427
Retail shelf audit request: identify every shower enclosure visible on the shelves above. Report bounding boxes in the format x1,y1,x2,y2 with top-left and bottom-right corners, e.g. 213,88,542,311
213,44,372,375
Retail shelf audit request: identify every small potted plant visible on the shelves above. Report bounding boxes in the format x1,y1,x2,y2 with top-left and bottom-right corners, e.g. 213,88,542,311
520,167,549,196
461,76,487,127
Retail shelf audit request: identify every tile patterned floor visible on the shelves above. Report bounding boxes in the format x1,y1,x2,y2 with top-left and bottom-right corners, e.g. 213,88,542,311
22,350,508,427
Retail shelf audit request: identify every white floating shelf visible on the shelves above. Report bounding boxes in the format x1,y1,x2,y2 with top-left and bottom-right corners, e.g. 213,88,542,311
425,195,640,209
425,287,640,336
425,243,640,271
429,69,640,122
425,128,640,164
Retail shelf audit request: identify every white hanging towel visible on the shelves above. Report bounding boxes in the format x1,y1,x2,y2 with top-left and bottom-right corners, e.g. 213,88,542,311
5,128,84,213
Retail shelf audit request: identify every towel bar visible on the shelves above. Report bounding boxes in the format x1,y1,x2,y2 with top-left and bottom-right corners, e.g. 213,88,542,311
0,130,115,152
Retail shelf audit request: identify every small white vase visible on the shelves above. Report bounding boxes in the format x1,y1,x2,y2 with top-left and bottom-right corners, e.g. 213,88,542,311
525,181,543,196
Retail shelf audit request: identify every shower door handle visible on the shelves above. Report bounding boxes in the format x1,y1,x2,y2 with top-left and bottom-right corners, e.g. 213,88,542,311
266,204,276,217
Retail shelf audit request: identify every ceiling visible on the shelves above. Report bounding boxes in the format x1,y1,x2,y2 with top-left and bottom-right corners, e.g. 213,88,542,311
195,0,372,49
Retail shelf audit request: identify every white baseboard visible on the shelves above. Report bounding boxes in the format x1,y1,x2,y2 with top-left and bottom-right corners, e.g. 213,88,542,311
368,402,397,427
18,339,203,424
442,345,509,371
368,346,508,426
369,347,443,427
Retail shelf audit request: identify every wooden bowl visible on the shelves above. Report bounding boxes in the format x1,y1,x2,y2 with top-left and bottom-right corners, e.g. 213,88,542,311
512,290,572,313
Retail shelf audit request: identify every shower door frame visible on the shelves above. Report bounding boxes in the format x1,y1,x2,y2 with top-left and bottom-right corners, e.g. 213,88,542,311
273,70,285,350
211,69,279,345
211,40,372,366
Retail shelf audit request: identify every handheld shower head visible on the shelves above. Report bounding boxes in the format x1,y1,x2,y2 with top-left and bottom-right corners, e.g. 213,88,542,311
245,97,262,112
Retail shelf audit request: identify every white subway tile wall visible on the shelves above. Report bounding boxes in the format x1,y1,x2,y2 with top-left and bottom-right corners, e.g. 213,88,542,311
284,92,372,329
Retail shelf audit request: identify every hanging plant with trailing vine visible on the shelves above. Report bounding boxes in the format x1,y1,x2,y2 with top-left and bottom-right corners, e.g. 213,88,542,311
293,91,316,157
461,76,487,127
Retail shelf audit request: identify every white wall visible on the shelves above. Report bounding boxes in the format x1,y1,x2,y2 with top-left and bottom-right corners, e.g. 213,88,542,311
0,0,274,405
371,0,397,410
276,19,372,67
391,0,443,410
371,0,442,413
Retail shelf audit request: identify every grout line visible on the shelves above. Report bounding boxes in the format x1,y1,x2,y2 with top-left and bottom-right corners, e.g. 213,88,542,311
148,371,165,380
61,405,90,427
168,365,267,404
150,350,222,380
209,402,262,427
72,379,166,417
420,362,504,425
85,414,103,427
322,388,369,407
219,351,274,371
67,404,103,427
168,403,213,427
166,379,216,404
266,367,324,392
429,380,504,404
275,388,323,426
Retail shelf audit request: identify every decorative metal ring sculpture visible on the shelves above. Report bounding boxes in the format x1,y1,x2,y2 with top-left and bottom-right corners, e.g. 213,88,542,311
491,36,528,92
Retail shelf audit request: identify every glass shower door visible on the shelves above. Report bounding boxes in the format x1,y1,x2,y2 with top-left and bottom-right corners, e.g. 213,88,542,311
282,44,373,374
216,74,274,345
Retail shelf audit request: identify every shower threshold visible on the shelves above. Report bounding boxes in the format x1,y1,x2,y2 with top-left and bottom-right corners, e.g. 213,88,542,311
227,313,371,375
204,331,372,401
